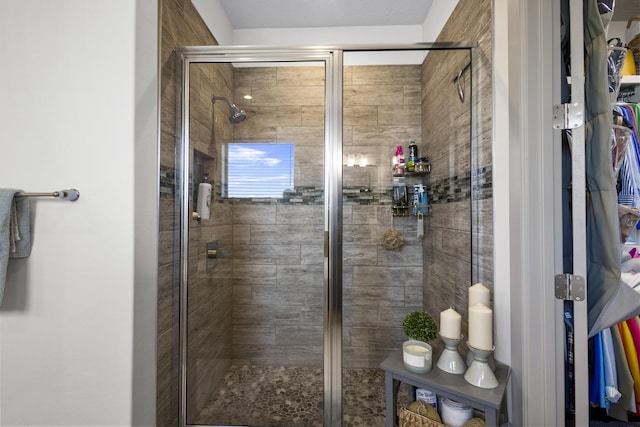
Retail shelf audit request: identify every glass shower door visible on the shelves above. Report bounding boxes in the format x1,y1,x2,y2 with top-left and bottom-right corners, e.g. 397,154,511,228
180,56,330,426
340,47,478,425
177,45,482,426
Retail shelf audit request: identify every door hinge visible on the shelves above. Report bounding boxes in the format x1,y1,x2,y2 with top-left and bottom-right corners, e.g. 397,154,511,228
555,274,585,301
552,103,584,130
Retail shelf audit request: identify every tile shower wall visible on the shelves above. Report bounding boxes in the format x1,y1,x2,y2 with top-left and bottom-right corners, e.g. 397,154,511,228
421,0,493,344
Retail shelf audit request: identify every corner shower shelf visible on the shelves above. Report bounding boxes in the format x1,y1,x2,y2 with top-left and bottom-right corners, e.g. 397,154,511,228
392,171,431,178
392,206,431,217
392,168,431,217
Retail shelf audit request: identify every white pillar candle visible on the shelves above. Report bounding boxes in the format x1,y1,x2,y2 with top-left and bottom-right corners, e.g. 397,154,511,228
468,303,493,350
439,308,462,339
469,283,491,307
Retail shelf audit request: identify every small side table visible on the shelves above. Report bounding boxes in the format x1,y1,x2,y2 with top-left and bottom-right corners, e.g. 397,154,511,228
380,350,510,427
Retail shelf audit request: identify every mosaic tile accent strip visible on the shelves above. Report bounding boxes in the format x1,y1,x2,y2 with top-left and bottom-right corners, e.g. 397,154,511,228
472,165,493,200
159,165,176,199
159,165,493,205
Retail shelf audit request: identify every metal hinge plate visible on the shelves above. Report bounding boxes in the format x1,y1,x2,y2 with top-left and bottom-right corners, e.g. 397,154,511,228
552,103,584,129
555,274,585,301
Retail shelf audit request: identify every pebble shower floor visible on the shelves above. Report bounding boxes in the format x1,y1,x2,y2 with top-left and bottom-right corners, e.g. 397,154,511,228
194,365,409,426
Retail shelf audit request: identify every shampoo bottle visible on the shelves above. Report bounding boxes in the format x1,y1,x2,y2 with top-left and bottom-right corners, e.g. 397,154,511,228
197,173,212,220
396,145,404,165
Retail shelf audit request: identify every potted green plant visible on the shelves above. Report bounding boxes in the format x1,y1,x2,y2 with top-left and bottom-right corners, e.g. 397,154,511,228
402,311,438,374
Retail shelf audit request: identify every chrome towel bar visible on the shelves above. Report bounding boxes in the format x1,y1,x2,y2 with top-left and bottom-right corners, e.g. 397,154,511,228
18,189,80,201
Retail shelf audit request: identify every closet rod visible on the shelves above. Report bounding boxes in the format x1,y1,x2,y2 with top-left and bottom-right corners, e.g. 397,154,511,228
18,189,80,201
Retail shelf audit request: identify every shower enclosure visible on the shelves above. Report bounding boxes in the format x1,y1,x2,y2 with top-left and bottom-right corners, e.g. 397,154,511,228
174,44,485,426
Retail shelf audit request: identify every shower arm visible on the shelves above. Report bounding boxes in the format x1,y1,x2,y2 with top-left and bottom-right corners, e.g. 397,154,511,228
211,94,247,124
211,95,235,109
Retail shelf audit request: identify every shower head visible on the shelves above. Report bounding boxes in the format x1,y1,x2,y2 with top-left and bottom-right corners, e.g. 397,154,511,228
212,95,247,124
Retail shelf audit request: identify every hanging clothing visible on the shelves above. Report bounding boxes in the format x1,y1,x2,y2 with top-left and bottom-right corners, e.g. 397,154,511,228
616,105,640,210
601,328,621,407
610,324,635,420
590,332,607,408
619,321,640,411
628,318,640,362
616,105,640,209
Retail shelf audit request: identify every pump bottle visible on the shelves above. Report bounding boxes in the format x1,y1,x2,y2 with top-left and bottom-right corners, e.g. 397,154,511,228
197,173,212,219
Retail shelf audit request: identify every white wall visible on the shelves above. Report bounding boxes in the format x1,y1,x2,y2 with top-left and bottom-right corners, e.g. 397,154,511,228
422,0,460,41
193,1,452,47
193,6,453,66
0,1,158,425
231,25,424,45
192,0,233,45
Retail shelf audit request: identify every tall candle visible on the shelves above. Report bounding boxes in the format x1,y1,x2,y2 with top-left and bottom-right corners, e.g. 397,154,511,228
468,303,493,350
440,308,462,339
469,283,490,307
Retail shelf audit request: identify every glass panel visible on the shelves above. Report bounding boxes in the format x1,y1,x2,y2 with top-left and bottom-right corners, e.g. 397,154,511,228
184,60,326,426
341,48,475,424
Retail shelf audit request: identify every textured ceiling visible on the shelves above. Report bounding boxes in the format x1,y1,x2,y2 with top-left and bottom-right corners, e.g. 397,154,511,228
218,0,434,29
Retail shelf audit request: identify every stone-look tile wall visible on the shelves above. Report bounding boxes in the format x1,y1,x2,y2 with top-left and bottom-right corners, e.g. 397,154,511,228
159,1,222,425
421,0,493,346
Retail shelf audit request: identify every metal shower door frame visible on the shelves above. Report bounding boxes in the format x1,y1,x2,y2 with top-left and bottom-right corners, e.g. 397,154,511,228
175,43,478,427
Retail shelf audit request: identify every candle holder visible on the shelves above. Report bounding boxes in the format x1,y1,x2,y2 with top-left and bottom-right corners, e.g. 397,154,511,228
464,343,498,389
466,346,496,371
436,334,466,374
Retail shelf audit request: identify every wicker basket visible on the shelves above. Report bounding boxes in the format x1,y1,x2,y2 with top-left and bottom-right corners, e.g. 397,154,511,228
399,407,445,427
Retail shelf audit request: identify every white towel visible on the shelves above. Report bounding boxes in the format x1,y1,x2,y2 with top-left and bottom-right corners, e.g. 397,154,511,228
0,189,31,305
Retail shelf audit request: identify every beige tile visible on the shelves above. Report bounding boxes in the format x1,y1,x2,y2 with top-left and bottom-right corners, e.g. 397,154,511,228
343,105,378,126
276,66,325,87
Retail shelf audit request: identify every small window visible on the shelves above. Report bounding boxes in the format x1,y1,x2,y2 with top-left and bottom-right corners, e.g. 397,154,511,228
226,143,295,198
